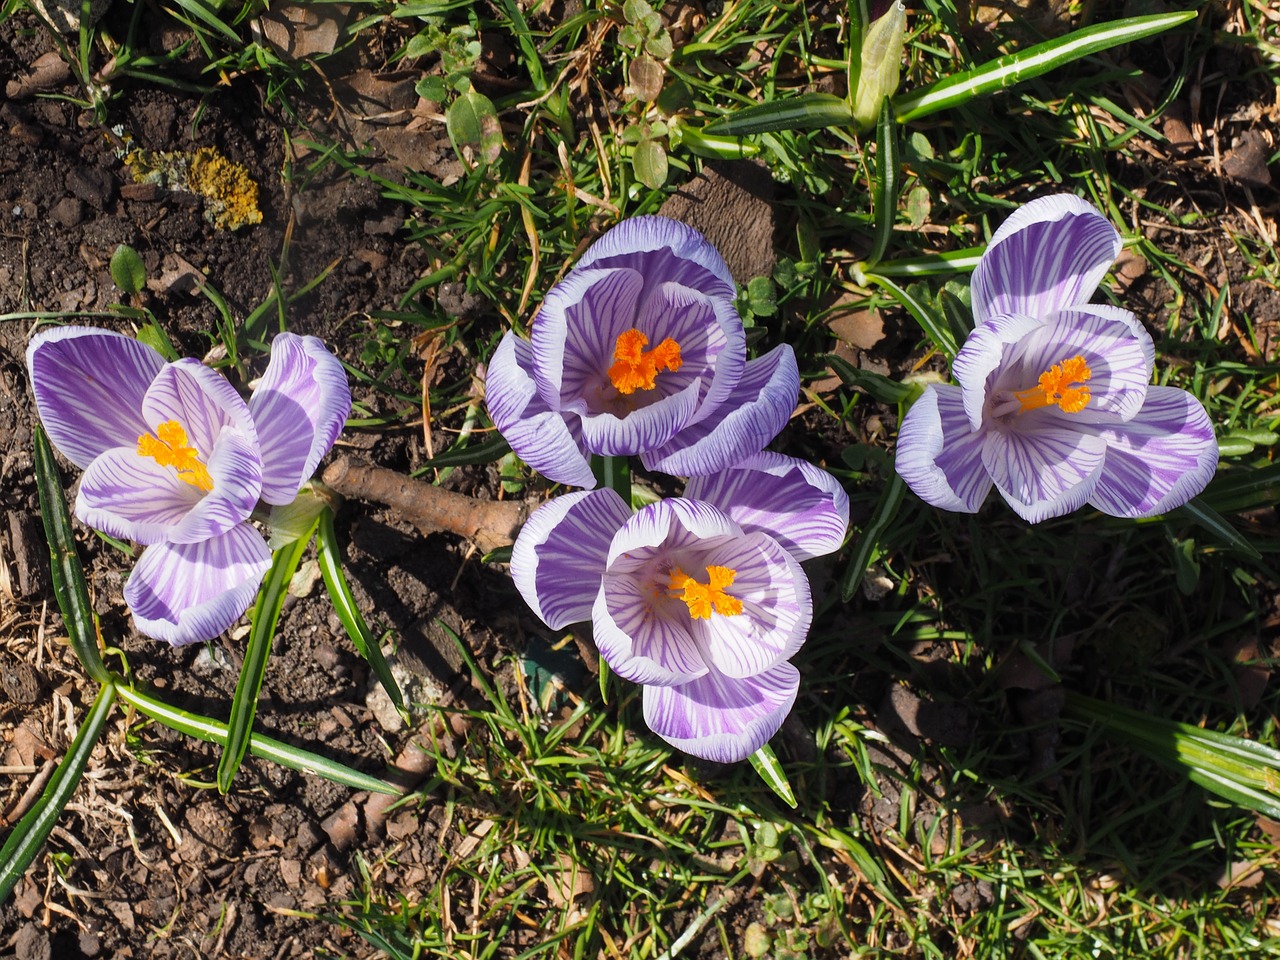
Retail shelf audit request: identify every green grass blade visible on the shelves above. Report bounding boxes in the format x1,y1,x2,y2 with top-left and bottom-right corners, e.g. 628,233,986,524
893,12,1197,123
592,454,631,506
840,471,907,602
748,744,797,808
217,521,319,793
116,684,400,795
1065,692,1280,818
413,434,512,471
33,425,110,683
316,508,407,724
705,93,855,136
862,248,983,279
1175,495,1261,560
864,97,899,268
0,682,116,903
863,273,960,359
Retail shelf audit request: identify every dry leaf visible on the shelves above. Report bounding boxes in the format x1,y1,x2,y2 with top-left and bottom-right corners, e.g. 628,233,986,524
254,4,349,59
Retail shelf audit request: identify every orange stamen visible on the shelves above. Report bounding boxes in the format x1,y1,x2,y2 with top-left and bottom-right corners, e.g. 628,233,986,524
137,420,214,491
1013,355,1093,414
608,328,683,395
668,565,743,620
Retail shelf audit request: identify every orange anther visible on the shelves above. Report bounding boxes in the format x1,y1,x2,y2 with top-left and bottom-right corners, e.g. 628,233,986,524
1014,355,1093,414
608,328,683,395
137,420,214,491
668,565,743,620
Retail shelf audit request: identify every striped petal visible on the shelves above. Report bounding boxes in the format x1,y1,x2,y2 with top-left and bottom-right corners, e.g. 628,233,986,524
606,498,741,567
643,345,798,477
971,194,1122,326
1089,386,1218,518
690,533,811,679
540,267,644,410
76,446,205,544
510,489,631,629
1005,306,1153,424
895,384,993,513
685,451,849,562
982,421,1107,523
486,333,596,488
142,358,257,457
642,660,800,763
26,326,165,468
124,523,271,646
249,333,351,505
952,312,1042,430
574,215,737,301
594,582,708,686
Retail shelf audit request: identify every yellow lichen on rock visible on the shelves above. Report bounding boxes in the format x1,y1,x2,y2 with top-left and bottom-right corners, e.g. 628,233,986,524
188,147,263,231
123,145,262,231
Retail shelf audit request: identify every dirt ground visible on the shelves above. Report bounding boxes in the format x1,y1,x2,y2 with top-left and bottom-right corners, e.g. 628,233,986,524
1,2,1279,959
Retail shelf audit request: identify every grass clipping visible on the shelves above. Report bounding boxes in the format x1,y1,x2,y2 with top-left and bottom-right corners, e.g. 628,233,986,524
125,146,263,230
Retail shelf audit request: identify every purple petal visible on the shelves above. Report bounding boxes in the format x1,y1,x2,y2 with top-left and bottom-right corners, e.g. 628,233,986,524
982,421,1107,523
685,451,849,561
249,333,351,505
1004,306,1153,424
510,489,631,628
691,533,811,678
594,582,708,686
606,498,741,566
142,358,257,453
76,446,205,544
535,267,644,408
577,377,702,457
643,345,799,477
952,312,1042,430
1089,386,1218,518
633,281,742,424
574,216,738,303
642,660,800,763
26,326,165,468
485,334,596,488
971,194,1122,325
895,385,993,513
124,524,271,645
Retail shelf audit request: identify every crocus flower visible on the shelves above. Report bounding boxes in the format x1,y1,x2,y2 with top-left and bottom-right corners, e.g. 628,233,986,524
27,327,350,645
486,216,800,487
896,194,1218,522
510,452,848,763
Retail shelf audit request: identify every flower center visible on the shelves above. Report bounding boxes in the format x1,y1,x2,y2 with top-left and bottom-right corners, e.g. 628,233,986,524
137,420,213,491
1013,355,1093,414
608,328,683,395
668,565,743,620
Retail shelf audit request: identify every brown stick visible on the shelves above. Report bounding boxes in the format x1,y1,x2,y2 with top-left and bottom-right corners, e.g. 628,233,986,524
321,456,529,553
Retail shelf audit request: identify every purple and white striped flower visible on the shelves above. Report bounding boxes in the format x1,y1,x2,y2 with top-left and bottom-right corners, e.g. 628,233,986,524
27,327,350,645
511,452,848,763
896,194,1218,523
486,216,800,487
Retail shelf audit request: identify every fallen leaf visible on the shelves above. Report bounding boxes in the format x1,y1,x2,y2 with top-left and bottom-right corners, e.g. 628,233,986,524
254,4,349,59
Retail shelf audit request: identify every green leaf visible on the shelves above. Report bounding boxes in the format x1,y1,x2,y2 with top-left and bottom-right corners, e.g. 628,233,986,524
1175,496,1261,560
746,275,777,316
865,97,899,268
840,471,907,602
863,273,959,360
633,137,669,189
33,426,109,683
0,682,116,903
413,434,512,471
858,247,983,280
670,121,761,160
116,684,400,795
446,89,503,166
825,354,916,405
217,520,320,793
851,0,907,130
415,75,448,102
893,12,1197,123
1065,691,1280,819
748,744,797,808
706,93,856,137
109,243,146,296
316,508,407,724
